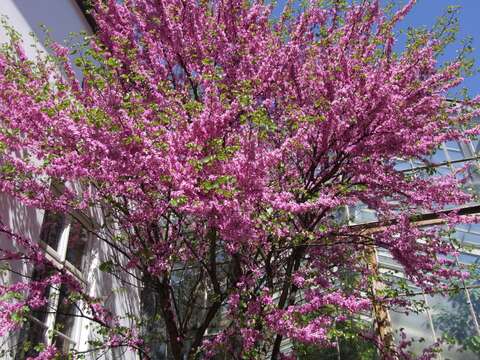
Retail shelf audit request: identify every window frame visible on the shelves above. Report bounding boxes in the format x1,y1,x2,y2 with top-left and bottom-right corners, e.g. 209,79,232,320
28,210,91,354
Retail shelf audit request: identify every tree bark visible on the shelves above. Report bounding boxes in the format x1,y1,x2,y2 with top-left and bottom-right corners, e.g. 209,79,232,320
271,248,304,360
157,277,184,360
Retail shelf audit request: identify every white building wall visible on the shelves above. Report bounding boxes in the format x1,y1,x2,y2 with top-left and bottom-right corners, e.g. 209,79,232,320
0,2,140,359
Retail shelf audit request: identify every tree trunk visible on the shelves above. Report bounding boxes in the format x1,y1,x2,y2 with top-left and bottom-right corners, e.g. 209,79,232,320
141,274,183,360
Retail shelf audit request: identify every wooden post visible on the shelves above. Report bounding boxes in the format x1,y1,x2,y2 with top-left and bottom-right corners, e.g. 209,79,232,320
365,245,396,358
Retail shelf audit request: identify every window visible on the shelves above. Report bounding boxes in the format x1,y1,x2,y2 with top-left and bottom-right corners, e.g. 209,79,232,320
347,135,480,357
16,210,89,358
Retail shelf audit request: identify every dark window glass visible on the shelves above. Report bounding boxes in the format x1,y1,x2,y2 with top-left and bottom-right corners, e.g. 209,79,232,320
54,285,76,353
39,211,66,250
15,269,51,360
14,320,49,360
30,268,51,324
65,218,88,270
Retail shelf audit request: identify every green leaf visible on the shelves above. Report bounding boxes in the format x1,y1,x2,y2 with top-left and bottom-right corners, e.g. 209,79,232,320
170,195,188,207
99,260,114,273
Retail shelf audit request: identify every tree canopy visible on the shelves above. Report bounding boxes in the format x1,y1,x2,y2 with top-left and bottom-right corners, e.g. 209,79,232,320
0,0,479,359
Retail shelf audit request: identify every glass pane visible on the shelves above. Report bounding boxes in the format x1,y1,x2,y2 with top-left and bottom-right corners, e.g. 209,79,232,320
55,333,76,355
472,139,480,154
436,165,451,176
390,296,436,353
111,347,129,359
14,269,51,359
54,285,76,353
27,319,49,347
14,320,49,360
39,211,66,251
30,268,51,324
394,161,411,171
431,147,447,164
65,218,88,270
430,291,480,359
448,150,467,162
469,224,480,233
462,232,480,246
445,141,461,151
458,252,480,265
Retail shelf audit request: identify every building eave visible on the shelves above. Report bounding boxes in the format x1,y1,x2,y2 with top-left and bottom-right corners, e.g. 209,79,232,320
74,0,98,32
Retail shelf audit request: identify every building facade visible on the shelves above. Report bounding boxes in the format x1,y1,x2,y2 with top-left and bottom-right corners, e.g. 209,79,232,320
0,2,140,359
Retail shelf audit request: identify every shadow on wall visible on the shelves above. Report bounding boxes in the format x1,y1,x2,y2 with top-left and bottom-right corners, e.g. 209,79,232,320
88,240,142,360
12,0,90,44
0,193,43,358
0,193,42,245
2,0,92,78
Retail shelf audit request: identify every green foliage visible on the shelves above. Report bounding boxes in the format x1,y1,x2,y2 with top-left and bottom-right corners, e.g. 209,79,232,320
99,260,115,273
295,319,378,360
169,195,188,207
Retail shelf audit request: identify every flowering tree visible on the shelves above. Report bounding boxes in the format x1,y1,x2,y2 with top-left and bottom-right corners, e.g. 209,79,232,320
0,0,479,359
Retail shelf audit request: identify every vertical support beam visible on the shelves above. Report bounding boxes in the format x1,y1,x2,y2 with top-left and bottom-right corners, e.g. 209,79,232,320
422,293,443,360
365,246,396,358
455,255,480,337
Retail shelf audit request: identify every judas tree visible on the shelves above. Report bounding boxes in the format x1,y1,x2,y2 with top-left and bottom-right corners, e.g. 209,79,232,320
0,0,479,359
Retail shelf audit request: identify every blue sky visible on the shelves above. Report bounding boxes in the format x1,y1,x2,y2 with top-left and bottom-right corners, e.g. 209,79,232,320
398,0,480,97
272,0,480,97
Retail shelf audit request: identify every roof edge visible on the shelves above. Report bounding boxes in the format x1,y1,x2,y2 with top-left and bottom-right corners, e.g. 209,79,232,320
74,0,98,32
